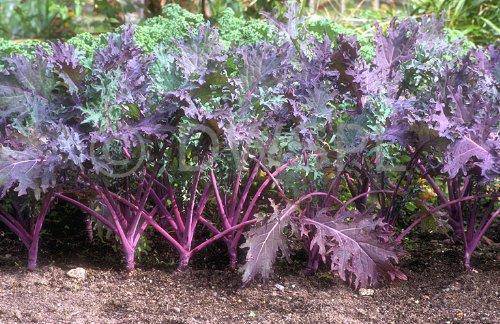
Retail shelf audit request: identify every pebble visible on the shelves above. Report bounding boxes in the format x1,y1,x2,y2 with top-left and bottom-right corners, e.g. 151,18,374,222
358,288,374,296
66,268,87,280
443,282,461,292
275,284,285,292
34,278,49,286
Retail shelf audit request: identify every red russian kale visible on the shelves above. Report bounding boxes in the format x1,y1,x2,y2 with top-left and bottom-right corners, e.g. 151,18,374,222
0,46,88,269
383,18,499,269
241,194,406,289
302,211,406,289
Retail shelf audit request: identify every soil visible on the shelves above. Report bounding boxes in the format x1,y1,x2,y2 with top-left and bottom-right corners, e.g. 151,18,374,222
0,231,499,324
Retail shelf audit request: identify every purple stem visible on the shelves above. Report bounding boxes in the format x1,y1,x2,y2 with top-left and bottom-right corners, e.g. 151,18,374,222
127,177,154,240
0,192,54,270
27,192,54,270
252,158,288,201
231,158,298,249
149,189,180,235
228,169,242,222
161,176,185,232
188,182,212,245
141,214,188,255
396,195,493,243
97,188,133,259
198,216,222,236
210,169,231,230
191,219,257,255
333,190,395,219
185,168,202,247
0,209,32,246
232,161,260,226
56,193,114,229
413,157,449,208
465,208,499,269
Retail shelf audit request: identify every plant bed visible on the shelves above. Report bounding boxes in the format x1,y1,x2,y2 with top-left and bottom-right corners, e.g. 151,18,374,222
0,2,498,297
0,233,498,323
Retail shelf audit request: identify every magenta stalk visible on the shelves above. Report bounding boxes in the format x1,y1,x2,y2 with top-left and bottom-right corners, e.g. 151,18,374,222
0,192,55,270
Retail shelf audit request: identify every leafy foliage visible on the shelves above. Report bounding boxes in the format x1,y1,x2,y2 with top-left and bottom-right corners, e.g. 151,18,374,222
0,47,87,198
216,8,276,47
0,3,497,290
241,202,292,283
134,4,204,52
302,211,406,289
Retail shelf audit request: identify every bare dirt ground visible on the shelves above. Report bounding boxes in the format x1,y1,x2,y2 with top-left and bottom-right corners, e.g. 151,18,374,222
0,232,499,324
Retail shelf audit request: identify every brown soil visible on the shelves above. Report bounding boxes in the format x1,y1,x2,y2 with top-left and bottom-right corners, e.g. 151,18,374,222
0,234,498,324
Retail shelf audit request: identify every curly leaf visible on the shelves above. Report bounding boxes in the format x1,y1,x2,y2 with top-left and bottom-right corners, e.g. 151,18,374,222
303,212,406,289
175,24,225,84
44,42,85,94
0,146,60,198
443,136,497,178
240,202,295,283
0,55,54,124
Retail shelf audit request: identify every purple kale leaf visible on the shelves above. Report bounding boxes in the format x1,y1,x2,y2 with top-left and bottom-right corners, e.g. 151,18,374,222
93,25,142,72
443,137,497,178
54,125,89,167
240,202,293,283
372,19,417,90
235,42,293,104
0,146,61,197
297,35,337,86
439,48,499,178
0,122,90,198
175,23,226,85
43,42,85,95
0,47,84,130
385,32,499,179
92,25,153,110
302,211,406,289
262,0,303,41
0,54,54,125
330,34,368,111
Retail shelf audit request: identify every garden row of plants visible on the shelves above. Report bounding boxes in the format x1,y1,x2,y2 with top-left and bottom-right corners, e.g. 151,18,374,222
0,3,498,290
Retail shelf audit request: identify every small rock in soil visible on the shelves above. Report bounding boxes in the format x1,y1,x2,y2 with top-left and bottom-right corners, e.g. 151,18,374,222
66,268,87,280
34,278,49,286
275,284,285,292
359,288,374,296
172,307,181,313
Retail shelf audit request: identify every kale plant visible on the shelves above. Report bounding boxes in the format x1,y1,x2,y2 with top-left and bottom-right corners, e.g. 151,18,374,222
0,2,497,289
0,43,89,269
